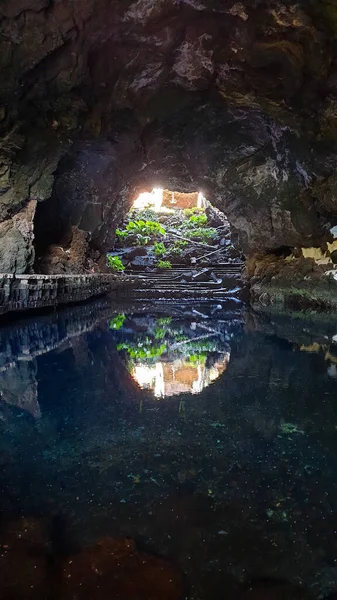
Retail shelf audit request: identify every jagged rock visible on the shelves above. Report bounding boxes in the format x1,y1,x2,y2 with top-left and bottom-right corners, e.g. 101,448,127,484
192,267,212,282
0,200,36,273
129,255,155,268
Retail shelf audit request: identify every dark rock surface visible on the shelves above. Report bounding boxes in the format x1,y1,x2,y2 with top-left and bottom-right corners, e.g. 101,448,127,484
1,0,337,271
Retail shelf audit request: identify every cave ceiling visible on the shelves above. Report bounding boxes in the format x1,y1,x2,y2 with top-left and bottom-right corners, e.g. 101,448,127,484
1,0,337,269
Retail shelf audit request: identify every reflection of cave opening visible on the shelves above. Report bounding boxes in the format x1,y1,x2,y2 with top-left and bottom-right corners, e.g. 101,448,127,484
109,310,237,399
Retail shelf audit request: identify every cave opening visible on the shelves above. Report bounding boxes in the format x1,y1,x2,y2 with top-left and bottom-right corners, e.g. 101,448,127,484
108,187,243,278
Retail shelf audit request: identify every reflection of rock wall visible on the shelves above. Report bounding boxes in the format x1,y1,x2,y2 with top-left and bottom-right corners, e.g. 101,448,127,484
1,361,40,419
0,300,115,418
0,299,112,372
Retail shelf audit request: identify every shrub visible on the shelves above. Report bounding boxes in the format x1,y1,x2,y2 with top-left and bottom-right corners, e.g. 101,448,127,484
154,241,166,256
188,227,217,242
107,255,125,271
115,228,128,240
109,314,126,330
188,214,207,227
174,239,188,248
126,220,165,236
157,259,172,269
116,220,165,246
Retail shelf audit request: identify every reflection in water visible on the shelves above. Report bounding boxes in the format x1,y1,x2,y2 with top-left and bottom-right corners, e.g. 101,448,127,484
2,301,337,598
130,356,229,397
110,312,232,397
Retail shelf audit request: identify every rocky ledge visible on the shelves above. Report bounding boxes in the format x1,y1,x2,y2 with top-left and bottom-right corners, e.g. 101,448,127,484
0,273,129,316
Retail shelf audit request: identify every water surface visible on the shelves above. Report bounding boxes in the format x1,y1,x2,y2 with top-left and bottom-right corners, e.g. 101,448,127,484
1,300,337,599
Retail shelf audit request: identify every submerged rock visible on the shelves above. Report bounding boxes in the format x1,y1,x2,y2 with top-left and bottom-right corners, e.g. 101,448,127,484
62,537,183,600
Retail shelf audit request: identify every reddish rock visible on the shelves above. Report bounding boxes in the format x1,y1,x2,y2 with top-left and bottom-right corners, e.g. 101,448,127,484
62,537,183,600
0,518,49,599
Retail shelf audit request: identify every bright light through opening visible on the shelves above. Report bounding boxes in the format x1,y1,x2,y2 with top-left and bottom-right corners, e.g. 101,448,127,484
132,188,207,212
133,188,163,212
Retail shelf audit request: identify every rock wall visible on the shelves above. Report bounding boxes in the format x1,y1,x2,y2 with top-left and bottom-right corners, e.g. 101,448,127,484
0,273,125,316
1,0,337,271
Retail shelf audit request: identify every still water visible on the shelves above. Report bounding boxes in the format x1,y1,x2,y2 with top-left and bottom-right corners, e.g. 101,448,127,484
1,299,337,599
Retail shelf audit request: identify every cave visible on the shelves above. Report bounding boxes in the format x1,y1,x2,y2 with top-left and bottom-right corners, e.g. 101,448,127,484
4,3,337,599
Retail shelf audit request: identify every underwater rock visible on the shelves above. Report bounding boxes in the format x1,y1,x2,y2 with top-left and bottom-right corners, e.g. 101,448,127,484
62,537,183,600
0,517,49,599
239,579,314,600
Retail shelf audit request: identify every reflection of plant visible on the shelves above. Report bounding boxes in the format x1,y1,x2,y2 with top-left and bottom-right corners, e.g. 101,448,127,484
157,259,172,269
154,241,166,256
117,340,166,361
158,317,172,325
279,422,304,435
107,255,125,271
188,353,207,365
109,314,126,330
154,326,166,339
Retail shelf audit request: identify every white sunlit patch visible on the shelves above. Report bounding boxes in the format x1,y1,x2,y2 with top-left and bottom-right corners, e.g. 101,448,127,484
133,188,163,211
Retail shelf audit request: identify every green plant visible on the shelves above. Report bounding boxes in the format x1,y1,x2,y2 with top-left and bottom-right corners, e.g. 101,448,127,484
117,340,167,361
116,220,165,246
107,255,125,271
126,220,165,236
188,352,207,365
188,227,217,242
154,326,166,339
187,214,208,227
154,241,166,256
115,228,128,240
184,207,205,217
157,259,172,269
109,314,126,330
157,317,172,325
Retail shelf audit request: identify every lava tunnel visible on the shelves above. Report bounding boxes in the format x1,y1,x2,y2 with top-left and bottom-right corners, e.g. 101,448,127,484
2,0,337,308
5,3,337,598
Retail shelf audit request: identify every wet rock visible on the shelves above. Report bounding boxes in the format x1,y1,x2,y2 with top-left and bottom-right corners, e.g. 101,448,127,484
192,267,212,282
130,255,155,269
62,537,183,600
121,246,148,261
